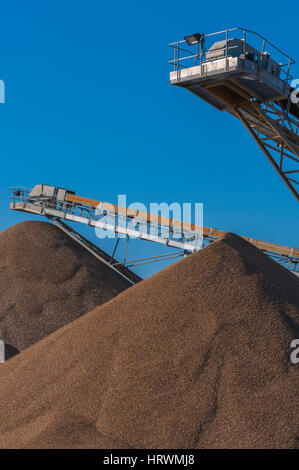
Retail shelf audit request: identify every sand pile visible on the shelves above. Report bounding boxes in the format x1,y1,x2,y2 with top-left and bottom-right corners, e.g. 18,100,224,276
0,233,298,449
0,221,133,352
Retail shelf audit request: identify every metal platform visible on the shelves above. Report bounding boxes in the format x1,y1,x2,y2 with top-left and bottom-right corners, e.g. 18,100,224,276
169,28,299,202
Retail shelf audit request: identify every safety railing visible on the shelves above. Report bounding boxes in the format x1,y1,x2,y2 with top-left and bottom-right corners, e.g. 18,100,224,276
9,187,203,251
169,28,295,85
10,186,31,204
9,187,299,272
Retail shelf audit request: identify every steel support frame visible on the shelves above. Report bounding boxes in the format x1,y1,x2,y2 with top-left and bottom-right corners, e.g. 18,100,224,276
47,216,141,285
10,197,203,253
48,216,187,273
235,100,299,202
9,190,299,273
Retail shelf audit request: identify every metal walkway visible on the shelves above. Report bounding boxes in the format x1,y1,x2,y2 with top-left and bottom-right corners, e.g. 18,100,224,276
10,185,299,275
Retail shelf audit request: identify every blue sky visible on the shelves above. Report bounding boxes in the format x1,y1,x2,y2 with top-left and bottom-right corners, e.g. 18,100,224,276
0,0,298,277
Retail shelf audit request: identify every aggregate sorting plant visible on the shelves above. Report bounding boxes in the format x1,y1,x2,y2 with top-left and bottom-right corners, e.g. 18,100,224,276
9,28,299,280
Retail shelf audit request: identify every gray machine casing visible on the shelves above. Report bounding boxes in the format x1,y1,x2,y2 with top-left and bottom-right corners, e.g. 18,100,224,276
29,184,74,202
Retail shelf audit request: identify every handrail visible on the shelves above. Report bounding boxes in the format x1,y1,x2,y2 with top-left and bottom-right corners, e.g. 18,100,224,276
169,27,295,63
9,187,299,265
168,28,295,83
66,193,299,260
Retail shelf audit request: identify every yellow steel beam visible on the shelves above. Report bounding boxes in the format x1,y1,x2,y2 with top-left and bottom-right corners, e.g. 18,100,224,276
66,193,299,260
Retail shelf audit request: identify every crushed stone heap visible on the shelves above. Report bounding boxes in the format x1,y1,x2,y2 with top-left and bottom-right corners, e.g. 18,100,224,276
0,232,298,449
0,221,132,352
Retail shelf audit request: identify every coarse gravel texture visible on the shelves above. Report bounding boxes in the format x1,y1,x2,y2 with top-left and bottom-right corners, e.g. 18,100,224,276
0,232,298,449
0,220,132,352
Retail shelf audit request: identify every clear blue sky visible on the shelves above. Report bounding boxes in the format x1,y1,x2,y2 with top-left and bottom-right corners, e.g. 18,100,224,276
0,0,298,277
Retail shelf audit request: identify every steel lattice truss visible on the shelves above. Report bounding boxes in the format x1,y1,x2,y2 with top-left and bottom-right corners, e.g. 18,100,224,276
168,27,299,202
235,100,299,202
10,187,299,274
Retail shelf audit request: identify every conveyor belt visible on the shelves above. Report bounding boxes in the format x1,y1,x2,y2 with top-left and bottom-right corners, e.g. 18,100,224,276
66,193,299,261
10,186,299,274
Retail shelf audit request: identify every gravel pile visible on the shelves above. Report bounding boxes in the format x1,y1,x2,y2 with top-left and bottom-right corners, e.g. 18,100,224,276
0,232,297,448
0,221,132,352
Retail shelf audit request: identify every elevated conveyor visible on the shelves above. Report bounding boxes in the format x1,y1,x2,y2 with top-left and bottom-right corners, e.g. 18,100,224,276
10,185,299,275
169,28,299,202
